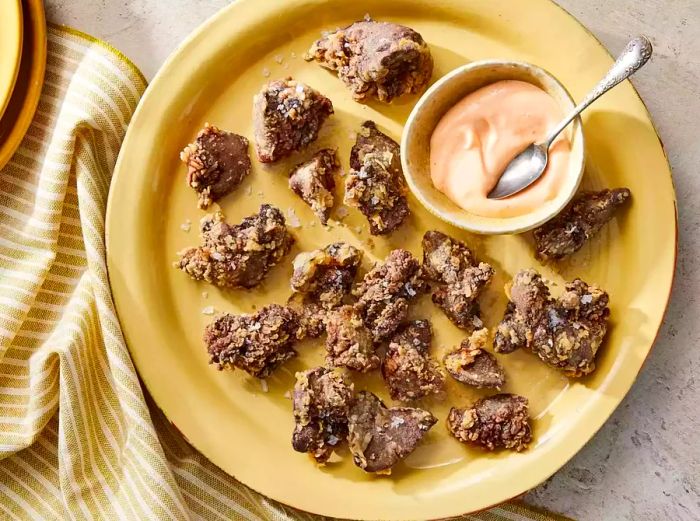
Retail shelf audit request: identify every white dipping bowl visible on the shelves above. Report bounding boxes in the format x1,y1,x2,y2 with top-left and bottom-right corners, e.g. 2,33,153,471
401,60,585,235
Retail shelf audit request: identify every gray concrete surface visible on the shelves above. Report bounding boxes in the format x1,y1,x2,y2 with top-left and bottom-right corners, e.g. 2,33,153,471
44,1,700,520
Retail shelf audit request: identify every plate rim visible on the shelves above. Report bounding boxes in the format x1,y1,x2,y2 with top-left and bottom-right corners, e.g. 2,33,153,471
105,0,679,518
0,0,24,121
0,0,46,171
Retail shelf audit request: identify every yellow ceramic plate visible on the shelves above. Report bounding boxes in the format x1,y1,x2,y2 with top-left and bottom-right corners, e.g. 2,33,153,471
106,0,677,519
0,0,23,121
0,0,46,170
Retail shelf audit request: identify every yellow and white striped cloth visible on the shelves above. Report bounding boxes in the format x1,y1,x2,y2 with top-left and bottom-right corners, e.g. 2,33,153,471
0,25,572,521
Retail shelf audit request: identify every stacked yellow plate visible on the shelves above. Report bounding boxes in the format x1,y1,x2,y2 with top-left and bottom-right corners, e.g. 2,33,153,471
0,0,47,170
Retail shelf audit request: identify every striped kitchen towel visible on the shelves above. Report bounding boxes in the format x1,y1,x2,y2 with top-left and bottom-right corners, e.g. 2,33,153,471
0,24,572,521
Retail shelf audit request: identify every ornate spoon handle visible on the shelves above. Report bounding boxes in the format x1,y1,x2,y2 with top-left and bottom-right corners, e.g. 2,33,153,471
544,36,653,148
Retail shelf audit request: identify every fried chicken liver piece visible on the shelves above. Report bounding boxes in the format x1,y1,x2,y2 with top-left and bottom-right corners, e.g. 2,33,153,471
345,121,409,235
444,328,506,389
348,391,437,473
325,305,380,372
176,205,294,289
292,367,354,463
422,231,494,330
288,148,338,225
447,394,532,452
381,320,445,402
204,304,300,378
533,188,631,261
180,124,251,209
305,17,433,102
290,242,363,308
353,249,427,341
253,78,333,163
494,269,610,376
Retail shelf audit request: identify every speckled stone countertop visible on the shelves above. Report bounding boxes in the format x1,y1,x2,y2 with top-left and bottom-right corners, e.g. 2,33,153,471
45,1,699,519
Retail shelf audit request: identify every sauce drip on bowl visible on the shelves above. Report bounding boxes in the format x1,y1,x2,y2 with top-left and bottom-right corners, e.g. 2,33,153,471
430,80,572,218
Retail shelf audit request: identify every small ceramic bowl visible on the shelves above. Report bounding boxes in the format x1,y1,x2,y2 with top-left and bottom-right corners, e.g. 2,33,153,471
401,60,585,235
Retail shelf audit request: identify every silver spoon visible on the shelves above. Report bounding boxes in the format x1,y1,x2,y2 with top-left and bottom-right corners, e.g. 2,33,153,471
487,36,653,200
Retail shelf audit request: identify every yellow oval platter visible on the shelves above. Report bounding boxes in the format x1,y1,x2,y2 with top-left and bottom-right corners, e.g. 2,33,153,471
106,0,677,519
0,0,23,121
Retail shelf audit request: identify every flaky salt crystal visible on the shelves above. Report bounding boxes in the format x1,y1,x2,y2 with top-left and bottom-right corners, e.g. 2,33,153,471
287,208,301,228
335,206,349,219
260,380,269,392
390,417,405,428
201,306,215,315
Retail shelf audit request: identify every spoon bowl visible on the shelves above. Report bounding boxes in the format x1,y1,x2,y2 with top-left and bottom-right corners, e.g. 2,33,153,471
487,143,549,200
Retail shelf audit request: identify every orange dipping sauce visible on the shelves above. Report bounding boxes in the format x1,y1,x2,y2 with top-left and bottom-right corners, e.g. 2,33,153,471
430,80,571,218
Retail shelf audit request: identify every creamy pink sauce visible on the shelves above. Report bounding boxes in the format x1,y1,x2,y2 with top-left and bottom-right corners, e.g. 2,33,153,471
430,80,572,218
